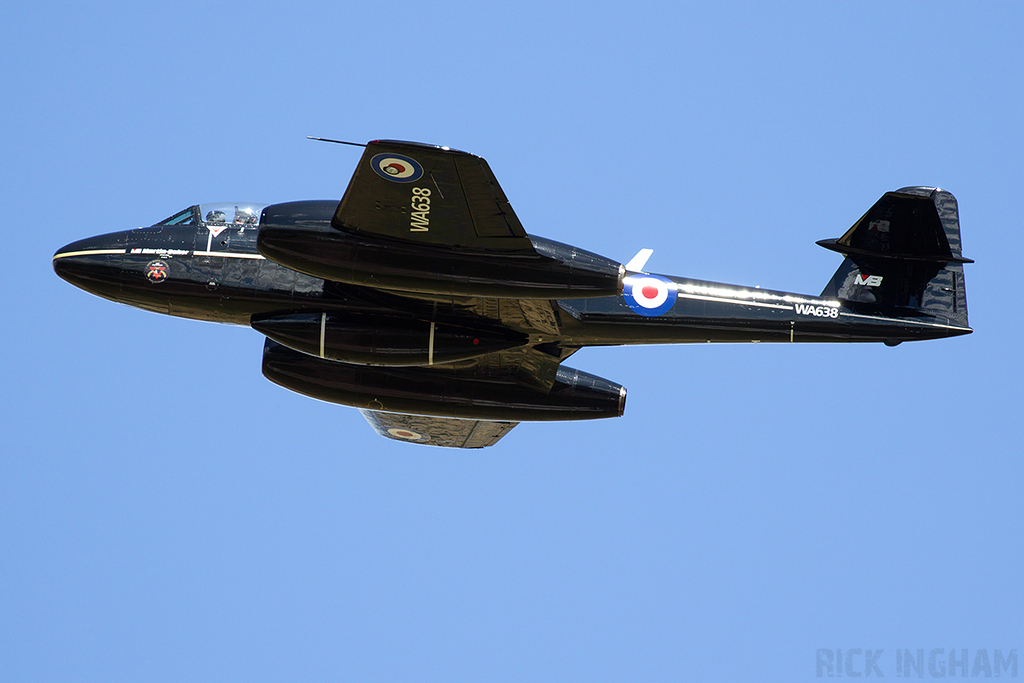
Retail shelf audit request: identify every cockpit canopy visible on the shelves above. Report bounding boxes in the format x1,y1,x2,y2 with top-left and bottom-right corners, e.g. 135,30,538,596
156,203,269,228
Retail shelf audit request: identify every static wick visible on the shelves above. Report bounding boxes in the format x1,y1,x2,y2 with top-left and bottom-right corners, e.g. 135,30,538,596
306,136,366,147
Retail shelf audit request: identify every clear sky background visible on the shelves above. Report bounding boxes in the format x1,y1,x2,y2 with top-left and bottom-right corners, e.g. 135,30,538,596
2,2,1022,681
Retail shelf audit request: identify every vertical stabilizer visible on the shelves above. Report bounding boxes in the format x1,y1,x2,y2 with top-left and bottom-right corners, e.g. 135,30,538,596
818,187,971,329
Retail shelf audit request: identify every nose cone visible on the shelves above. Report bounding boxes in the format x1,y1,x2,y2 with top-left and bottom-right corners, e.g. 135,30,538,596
53,231,127,298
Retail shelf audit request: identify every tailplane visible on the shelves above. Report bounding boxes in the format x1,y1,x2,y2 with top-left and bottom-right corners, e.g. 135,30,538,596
818,187,971,330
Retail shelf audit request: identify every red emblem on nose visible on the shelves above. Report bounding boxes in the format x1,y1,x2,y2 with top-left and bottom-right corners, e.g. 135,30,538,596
641,285,659,299
146,260,168,283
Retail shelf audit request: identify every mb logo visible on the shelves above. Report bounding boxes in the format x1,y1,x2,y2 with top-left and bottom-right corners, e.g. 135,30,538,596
854,274,884,287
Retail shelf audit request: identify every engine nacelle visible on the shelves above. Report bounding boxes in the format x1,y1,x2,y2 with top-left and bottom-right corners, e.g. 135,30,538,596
256,201,624,299
251,311,526,366
261,340,626,422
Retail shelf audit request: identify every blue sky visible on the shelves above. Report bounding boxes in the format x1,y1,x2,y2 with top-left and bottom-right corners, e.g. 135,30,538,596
2,2,1022,681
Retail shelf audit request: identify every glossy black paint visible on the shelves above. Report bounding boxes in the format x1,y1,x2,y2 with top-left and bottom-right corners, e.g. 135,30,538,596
262,340,625,421
251,311,527,366
257,220,624,299
53,140,972,445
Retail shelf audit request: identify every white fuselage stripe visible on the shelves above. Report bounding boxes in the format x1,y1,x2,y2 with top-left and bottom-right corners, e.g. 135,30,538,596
320,312,327,359
53,249,126,259
193,251,265,259
428,322,435,365
675,292,793,310
55,249,265,260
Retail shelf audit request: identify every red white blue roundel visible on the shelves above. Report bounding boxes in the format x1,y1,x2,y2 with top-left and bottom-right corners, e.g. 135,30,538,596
370,153,424,183
623,274,677,317
387,427,428,442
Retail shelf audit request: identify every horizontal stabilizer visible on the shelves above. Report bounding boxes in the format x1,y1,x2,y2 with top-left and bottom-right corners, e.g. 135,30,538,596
817,187,972,263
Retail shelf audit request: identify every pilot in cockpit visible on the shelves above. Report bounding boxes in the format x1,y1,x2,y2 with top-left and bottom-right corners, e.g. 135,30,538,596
234,207,257,225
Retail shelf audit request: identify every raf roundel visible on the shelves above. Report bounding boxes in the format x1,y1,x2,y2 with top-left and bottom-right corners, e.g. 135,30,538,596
623,273,677,317
387,427,428,442
370,153,424,183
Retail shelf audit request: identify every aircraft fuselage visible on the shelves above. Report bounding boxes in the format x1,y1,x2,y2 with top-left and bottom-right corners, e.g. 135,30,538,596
53,201,968,351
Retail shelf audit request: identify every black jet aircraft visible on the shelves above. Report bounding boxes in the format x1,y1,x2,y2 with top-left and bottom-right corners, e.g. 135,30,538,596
53,139,972,448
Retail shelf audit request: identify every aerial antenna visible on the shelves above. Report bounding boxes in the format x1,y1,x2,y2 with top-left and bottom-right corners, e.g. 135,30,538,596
307,136,366,147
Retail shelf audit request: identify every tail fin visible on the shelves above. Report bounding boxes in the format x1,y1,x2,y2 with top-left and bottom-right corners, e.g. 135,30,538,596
818,187,971,329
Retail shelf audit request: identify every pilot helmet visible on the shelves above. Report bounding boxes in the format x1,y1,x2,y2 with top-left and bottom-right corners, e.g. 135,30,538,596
234,207,256,225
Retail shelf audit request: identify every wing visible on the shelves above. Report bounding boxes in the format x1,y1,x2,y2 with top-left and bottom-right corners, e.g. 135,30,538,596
360,410,518,448
333,140,534,250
